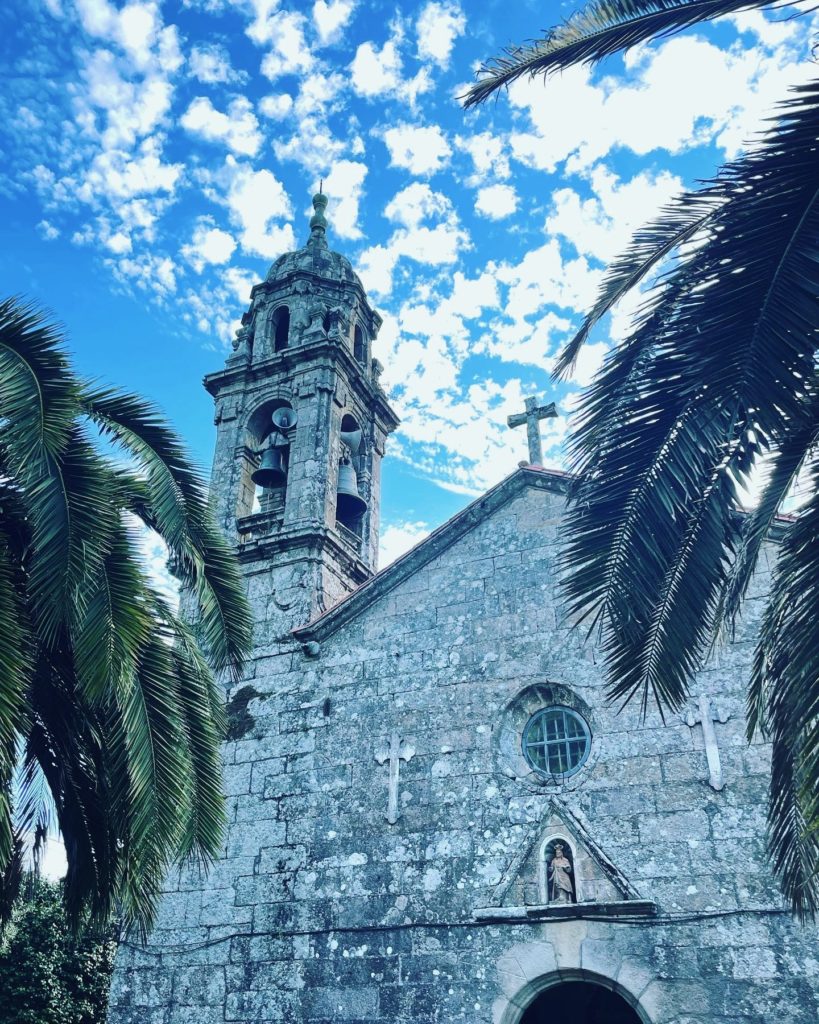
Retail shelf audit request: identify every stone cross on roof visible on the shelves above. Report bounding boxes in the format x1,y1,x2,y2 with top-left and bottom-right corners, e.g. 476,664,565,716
507,396,557,465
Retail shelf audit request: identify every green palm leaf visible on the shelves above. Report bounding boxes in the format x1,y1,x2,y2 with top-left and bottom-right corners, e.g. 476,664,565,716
82,386,252,676
752,458,819,920
463,0,788,107
0,296,250,931
553,189,723,378
0,297,78,468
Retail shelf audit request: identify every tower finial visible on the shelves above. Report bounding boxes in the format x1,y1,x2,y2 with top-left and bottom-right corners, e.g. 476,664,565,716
308,187,329,248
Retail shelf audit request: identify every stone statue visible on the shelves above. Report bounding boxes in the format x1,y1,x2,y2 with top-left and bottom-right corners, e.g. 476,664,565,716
549,843,574,904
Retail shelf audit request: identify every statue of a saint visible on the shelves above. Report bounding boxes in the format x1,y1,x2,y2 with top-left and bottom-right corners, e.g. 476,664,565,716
548,843,574,904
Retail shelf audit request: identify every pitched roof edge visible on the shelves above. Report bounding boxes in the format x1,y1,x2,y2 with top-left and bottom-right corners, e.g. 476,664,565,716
292,465,570,644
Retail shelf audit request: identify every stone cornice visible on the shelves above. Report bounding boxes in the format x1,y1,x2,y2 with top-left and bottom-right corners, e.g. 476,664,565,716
204,336,399,434
293,466,570,644
237,520,372,587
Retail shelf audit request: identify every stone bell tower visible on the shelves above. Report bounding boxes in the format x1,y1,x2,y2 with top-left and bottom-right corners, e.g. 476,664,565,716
204,191,399,635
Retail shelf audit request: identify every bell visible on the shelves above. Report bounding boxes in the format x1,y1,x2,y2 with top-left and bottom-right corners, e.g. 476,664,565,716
339,426,362,455
272,407,298,433
336,460,367,521
252,447,286,488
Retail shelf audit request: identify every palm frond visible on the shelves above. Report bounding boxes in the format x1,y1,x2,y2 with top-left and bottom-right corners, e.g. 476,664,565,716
115,628,190,936
162,606,226,860
82,386,252,676
464,0,786,107
723,379,819,659
0,531,29,869
752,457,819,919
561,78,819,721
554,188,723,378
24,426,118,648
73,523,152,706
0,296,78,469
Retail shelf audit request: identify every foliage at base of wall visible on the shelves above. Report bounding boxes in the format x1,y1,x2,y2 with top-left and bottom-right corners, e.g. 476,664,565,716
0,879,117,1024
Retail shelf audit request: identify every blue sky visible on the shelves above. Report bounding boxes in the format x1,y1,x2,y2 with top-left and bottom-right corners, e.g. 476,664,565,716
2,0,817,565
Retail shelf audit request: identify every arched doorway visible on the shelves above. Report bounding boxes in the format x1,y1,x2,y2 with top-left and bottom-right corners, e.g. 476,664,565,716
521,980,642,1023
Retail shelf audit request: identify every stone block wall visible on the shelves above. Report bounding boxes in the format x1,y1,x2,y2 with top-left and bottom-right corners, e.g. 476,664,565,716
108,475,819,1024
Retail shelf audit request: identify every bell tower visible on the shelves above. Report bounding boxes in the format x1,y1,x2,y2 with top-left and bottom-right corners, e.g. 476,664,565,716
204,191,399,635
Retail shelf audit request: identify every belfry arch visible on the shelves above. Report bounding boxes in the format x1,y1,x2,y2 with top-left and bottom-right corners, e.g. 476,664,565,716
502,970,651,1024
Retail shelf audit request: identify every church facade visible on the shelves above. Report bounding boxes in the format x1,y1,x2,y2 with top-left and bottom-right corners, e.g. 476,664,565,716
107,195,819,1024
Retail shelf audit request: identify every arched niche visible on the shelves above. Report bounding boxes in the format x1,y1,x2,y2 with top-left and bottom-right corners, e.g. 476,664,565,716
237,397,294,520
502,970,652,1024
538,834,577,904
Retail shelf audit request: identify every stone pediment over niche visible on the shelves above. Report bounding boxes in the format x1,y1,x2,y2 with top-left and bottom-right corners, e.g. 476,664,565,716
474,800,656,922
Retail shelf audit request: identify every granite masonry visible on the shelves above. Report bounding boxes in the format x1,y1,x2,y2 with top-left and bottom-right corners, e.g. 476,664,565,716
107,196,819,1024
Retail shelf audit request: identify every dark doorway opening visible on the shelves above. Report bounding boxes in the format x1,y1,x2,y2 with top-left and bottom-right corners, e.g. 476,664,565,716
521,981,642,1024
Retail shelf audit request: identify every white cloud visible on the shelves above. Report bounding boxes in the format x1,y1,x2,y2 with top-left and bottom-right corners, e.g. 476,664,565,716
259,93,294,119
387,182,451,228
258,10,315,79
37,220,60,240
182,218,237,272
274,120,346,170
313,0,356,45
349,34,432,105
109,251,178,295
382,123,450,176
292,70,345,117
217,158,295,258
180,96,262,156
455,131,510,183
358,184,469,296
104,229,132,254
379,519,429,566
507,33,815,174
320,160,367,238
475,183,518,219
77,136,182,202
350,37,403,97
571,340,609,387
189,42,247,84
74,0,173,71
416,1,465,65
547,165,683,263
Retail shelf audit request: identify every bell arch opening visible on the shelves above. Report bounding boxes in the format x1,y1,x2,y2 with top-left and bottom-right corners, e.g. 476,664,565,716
353,323,366,364
238,398,294,520
271,306,290,352
506,971,651,1024
335,412,367,536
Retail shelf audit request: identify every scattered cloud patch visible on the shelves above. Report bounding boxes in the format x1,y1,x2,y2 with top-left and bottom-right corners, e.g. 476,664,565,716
381,123,450,176
416,1,465,65
379,519,430,566
182,218,237,272
180,96,262,156
189,42,247,85
313,0,357,45
475,183,518,219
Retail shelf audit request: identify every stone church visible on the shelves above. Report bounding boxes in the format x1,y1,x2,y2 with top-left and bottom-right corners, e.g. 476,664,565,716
108,194,819,1023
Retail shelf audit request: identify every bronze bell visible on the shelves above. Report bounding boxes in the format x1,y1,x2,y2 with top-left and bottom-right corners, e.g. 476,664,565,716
336,460,367,521
252,446,286,488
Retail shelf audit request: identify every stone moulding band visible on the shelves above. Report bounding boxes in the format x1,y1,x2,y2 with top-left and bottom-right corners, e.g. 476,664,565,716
473,899,658,922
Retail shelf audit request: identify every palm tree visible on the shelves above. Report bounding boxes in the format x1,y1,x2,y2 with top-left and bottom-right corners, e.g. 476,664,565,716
0,297,252,934
465,1,819,917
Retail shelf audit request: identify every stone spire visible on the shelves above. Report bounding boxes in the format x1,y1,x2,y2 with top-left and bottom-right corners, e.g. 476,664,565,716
307,189,329,249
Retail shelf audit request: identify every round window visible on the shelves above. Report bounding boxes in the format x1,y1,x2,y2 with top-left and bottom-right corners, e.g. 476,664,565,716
522,706,591,779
